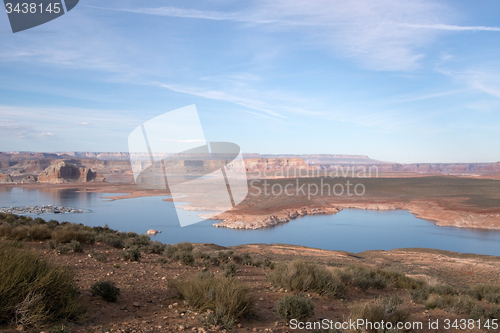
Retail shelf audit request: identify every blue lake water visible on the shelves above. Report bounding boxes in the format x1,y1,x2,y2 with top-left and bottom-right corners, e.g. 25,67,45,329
1,187,500,256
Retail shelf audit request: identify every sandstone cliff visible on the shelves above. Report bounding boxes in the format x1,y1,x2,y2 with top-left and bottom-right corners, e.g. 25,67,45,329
0,174,13,183
38,162,104,183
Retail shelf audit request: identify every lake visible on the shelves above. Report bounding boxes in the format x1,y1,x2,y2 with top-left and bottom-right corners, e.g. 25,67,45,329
1,187,500,256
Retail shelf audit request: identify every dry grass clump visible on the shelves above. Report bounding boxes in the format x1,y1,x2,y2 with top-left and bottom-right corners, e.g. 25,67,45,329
0,242,85,327
470,284,500,304
91,281,120,302
349,295,410,333
172,272,253,328
338,265,387,290
267,260,345,299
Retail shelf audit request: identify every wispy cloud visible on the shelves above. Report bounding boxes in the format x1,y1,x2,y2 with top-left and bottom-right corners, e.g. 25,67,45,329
87,1,499,72
399,23,500,32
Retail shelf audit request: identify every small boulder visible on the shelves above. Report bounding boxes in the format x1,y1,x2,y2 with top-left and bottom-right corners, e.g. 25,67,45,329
147,229,162,235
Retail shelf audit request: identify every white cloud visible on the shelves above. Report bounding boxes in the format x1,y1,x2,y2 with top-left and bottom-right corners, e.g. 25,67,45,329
86,0,500,71
78,122,93,126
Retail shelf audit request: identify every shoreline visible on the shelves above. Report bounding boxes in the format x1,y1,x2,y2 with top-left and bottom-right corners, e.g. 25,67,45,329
212,201,500,231
2,182,500,231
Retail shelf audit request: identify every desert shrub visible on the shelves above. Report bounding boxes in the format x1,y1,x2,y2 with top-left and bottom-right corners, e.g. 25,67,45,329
172,273,253,328
233,252,253,265
119,247,141,261
133,234,151,247
27,224,52,241
178,251,194,266
471,284,500,304
377,269,425,290
217,251,233,263
96,234,123,249
51,229,91,244
177,242,193,252
222,262,238,277
350,295,410,333
67,240,83,253
431,284,458,296
46,239,57,250
55,243,70,254
126,231,138,238
275,295,314,321
149,241,165,254
0,224,12,238
9,226,29,240
426,294,477,315
195,251,211,260
156,257,168,264
267,261,345,299
89,251,108,262
0,242,84,327
409,287,431,303
91,280,120,302
164,245,178,258
340,265,387,290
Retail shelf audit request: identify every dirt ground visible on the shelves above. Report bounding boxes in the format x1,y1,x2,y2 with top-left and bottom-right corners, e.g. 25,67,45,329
2,242,498,333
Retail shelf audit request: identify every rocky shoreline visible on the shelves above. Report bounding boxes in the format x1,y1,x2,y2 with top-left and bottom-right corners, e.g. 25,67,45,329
0,205,85,215
213,202,500,230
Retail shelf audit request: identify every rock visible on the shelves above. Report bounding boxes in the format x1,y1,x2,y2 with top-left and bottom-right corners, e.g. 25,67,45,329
38,161,104,183
133,302,140,307
147,229,162,235
0,174,13,183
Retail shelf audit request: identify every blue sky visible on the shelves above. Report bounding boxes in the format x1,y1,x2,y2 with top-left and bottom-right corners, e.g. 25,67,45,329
0,0,500,163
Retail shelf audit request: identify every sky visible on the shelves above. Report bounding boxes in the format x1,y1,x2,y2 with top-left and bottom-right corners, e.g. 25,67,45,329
0,0,500,163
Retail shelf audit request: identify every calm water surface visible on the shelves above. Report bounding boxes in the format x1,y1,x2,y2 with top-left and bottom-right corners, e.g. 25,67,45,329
1,187,499,256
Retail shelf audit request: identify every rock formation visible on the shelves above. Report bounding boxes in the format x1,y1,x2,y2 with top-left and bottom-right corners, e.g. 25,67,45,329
0,174,13,183
38,161,104,183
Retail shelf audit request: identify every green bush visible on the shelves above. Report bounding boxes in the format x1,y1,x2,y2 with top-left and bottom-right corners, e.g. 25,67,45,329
133,234,151,247
377,269,425,290
96,234,123,249
0,242,85,327
172,273,253,328
51,229,91,245
89,251,108,262
275,295,314,321
267,261,345,299
91,280,120,302
233,252,253,265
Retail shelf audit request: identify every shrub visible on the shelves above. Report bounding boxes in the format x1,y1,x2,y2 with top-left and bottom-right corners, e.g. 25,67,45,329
133,234,151,247
55,243,70,254
350,296,410,333
340,265,387,290
409,287,431,303
119,247,141,261
275,295,314,321
10,226,29,240
172,273,253,328
0,242,84,326
89,251,108,262
233,252,253,265
426,294,477,315
68,240,83,253
222,263,238,277
149,241,165,254
217,251,233,263
96,234,123,249
471,284,500,304
156,257,168,264
28,224,52,241
431,284,458,296
377,269,425,290
178,251,194,266
91,280,120,302
177,242,193,252
52,229,91,244
164,245,178,258
267,261,345,299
